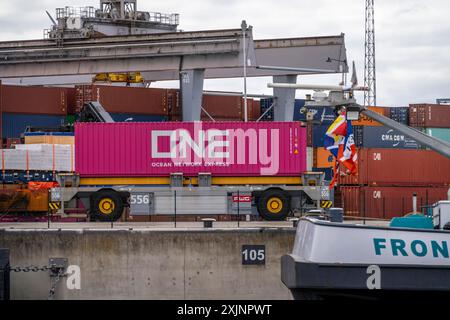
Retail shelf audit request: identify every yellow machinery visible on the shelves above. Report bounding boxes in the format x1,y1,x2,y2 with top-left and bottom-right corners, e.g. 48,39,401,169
92,72,144,84
0,185,49,213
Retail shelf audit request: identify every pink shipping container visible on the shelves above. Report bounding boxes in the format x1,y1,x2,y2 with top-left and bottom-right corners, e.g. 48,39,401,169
338,148,450,186
75,122,306,177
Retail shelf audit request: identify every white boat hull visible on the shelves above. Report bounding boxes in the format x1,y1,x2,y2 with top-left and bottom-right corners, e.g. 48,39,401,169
281,218,450,300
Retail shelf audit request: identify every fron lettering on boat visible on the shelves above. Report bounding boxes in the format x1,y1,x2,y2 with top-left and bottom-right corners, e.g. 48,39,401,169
373,238,449,259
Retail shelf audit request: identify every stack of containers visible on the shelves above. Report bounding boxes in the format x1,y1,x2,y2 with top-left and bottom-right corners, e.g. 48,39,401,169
409,104,450,144
303,104,335,180
337,148,450,219
74,86,259,122
313,106,388,181
337,105,450,219
297,103,448,220
1,84,68,141
337,105,450,221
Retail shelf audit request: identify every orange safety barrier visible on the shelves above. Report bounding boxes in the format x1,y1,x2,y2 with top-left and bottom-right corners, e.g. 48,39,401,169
28,181,59,191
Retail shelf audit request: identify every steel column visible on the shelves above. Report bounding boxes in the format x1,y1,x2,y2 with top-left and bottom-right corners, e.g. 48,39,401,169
180,69,205,121
272,75,297,121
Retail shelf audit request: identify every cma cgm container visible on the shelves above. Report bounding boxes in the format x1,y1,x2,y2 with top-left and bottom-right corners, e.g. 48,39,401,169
353,125,422,149
337,186,449,219
76,122,306,177
53,121,331,222
409,104,450,128
338,148,450,186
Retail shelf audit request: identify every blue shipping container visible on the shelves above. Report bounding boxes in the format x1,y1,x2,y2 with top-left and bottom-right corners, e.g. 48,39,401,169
260,99,306,121
311,124,330,147
110,113,168,122
260,98,274,121
389,107,409,125
353,125,422,149
2,113,66,139
24,132,74,136
312,167,333,181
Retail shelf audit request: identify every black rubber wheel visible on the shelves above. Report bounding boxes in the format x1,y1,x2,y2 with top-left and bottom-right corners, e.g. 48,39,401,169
257,189,290,221
91,190,124,222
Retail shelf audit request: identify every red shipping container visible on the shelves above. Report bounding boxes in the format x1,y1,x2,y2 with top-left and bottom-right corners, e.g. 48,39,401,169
409,104,450,128
249,98,261,121
2,85,68,115
338,148,450,186
166,89,180,121
338,186,449,219
202,95,243,119
6,138,21,148
75,85,168,115
75,122,307,177
66,87,77,115
306,122,313,147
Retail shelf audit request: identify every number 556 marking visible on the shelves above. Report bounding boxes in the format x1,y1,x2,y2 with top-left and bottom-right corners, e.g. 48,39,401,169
130,194,150,205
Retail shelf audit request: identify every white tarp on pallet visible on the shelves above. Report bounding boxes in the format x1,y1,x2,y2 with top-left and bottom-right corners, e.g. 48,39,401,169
0,144,74,172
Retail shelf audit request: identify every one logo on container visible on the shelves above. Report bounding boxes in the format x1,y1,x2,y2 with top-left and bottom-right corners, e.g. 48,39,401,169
151,122,281,175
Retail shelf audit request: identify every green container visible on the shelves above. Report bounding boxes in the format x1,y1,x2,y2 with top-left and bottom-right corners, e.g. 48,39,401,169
425,128,450,144
66,115,76,125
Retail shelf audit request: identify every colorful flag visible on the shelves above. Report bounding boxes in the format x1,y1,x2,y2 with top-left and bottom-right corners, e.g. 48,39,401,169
324,114,346,158
324,112,358,188
339,120,358,175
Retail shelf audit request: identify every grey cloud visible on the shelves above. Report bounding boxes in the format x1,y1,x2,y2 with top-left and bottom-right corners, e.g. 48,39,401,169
0,0,449,106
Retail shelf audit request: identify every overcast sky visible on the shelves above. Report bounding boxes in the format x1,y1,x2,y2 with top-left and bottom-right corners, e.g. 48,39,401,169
0,0,449,106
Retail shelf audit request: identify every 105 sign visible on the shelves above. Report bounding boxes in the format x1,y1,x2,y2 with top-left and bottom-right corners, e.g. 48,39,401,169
242,245,266,265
